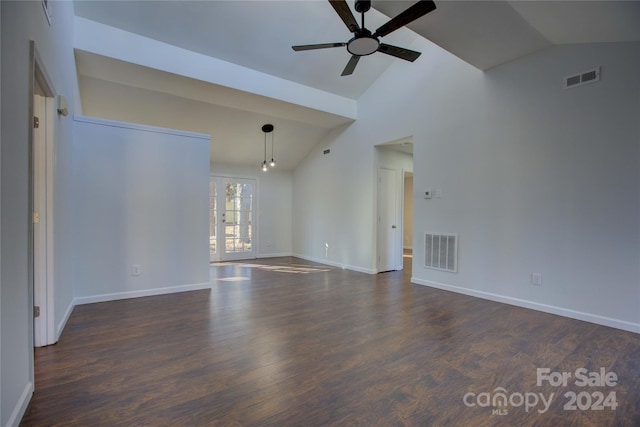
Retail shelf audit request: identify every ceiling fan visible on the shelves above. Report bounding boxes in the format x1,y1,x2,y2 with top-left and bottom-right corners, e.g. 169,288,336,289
292,0,436,76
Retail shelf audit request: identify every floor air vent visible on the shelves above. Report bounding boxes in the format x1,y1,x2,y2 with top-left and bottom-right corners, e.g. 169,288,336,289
424,233,458,273
564,67,600,89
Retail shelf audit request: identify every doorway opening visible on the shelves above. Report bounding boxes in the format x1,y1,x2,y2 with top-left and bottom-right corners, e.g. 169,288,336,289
375,138,414,273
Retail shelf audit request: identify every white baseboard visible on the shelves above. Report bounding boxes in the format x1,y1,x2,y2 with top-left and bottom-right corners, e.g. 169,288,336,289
411,277,640,334
6,381,33,427
74,282,212,306
56,298,76,342
293,253,376,274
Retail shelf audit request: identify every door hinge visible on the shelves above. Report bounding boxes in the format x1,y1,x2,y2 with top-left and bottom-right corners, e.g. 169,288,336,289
34,116,40,129
33,211,40,224
34,306,41,318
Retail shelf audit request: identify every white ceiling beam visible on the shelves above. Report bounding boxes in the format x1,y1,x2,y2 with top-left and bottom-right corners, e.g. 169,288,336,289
74,16,357,121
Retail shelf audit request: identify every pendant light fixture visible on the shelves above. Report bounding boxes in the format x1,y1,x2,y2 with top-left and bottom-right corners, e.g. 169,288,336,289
261,124,275,172
261,132,268,172
269,128,276,168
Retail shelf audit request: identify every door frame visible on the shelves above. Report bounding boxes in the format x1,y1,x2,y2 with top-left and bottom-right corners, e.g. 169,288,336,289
29,41,57,348
209,174,258,262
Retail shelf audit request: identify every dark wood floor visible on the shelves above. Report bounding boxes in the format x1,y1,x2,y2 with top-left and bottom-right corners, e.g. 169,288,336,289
21,257,640,426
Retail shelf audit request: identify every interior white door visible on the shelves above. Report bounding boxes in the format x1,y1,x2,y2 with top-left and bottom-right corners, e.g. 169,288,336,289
33,94,46,346
33,93,56,346
377,167,398,272
210,176,257,262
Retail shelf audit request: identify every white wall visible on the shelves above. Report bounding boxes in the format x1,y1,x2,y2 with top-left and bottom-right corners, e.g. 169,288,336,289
408,42,639,332
0,3,3,422
72,116,210,303
293,40,640,332
211,163,292,258
1,1,79,425
293,125,377,273
77,76,337,172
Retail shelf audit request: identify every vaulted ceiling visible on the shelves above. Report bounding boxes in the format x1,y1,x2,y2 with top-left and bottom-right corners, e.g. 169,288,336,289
73,1,640,170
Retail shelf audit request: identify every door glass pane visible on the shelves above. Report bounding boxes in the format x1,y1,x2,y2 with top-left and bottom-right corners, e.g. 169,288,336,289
209,179,217,261
225,182,253,254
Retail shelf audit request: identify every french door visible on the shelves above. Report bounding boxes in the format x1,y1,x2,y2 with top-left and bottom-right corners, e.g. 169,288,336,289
210,176,256,262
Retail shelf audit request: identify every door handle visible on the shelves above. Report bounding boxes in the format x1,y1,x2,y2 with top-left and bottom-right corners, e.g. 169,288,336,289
391,225,396,229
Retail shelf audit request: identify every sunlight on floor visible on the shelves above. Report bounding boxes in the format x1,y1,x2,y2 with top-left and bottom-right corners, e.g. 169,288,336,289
217,276,250,282
212,261,333,275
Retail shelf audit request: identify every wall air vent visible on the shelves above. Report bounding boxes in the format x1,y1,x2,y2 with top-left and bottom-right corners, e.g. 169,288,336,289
424,233,458,273
564,67,600,89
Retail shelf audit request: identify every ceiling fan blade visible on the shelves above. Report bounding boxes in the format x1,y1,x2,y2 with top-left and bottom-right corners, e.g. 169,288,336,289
378,44,422,62
292,42,347,51
341,55,360,76
329,0,360,33
373,0,436,38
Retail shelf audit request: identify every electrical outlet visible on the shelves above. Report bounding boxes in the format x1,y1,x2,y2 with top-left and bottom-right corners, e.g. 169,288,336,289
132,264,141,276
531,273,542,286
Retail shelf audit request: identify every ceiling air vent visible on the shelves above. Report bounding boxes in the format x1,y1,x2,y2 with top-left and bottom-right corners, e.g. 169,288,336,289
564,67,600,89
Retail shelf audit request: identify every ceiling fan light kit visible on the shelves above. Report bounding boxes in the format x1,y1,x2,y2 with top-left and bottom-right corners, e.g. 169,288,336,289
347,30,379,56
292,0,437,76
